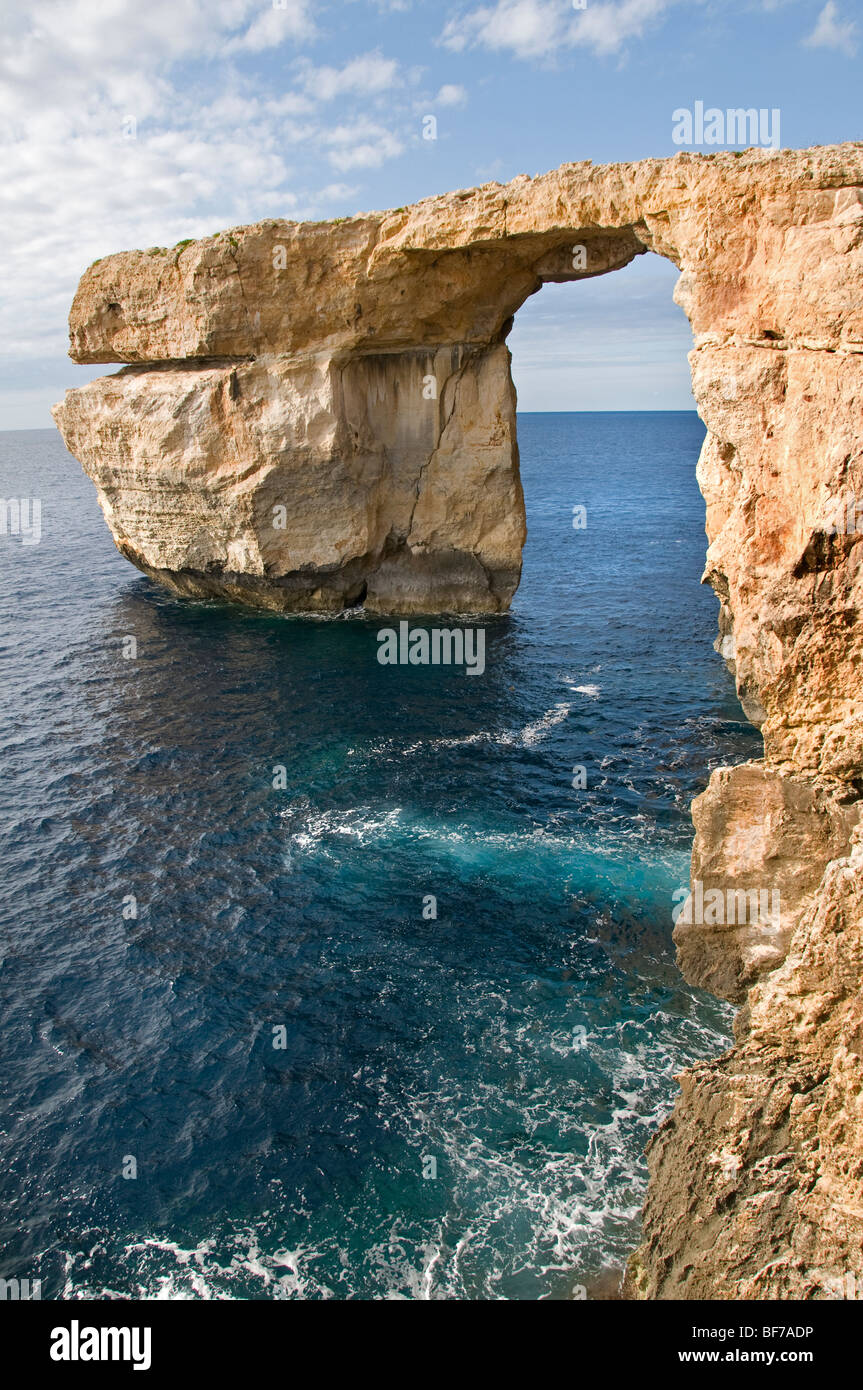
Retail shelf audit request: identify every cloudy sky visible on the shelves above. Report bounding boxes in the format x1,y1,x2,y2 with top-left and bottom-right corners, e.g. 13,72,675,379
1,0,859,427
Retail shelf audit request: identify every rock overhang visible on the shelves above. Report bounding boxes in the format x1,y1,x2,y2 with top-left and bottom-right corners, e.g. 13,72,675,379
64,145,863,364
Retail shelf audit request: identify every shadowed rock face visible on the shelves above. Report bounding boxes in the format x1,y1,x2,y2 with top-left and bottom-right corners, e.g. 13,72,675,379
54,144,863,1299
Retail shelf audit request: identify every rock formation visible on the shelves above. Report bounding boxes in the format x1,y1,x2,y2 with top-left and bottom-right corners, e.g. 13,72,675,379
54,143,863,1299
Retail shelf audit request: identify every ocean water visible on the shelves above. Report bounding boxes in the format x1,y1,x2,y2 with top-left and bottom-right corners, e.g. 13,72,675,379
0,413,760,1301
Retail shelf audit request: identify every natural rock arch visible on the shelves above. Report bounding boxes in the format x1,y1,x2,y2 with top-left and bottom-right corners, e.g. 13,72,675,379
54,144,863,1298
54,146,863,779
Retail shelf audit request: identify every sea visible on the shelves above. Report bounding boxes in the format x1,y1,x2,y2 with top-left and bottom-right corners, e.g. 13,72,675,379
0,412,760,1300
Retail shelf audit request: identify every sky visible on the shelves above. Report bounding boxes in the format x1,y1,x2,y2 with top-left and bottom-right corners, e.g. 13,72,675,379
0,0,860,427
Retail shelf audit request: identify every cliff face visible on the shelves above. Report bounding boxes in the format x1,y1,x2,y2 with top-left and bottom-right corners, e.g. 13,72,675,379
54,144,863,1299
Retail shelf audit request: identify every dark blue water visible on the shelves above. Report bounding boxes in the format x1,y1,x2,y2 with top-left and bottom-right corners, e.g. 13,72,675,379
0,414,759,1300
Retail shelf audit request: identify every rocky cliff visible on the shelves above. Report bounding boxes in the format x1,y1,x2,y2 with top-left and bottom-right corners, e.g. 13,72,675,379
54,144,863,1299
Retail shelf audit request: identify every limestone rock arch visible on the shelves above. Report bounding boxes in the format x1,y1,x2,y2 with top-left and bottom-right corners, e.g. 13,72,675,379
54,144,863,1298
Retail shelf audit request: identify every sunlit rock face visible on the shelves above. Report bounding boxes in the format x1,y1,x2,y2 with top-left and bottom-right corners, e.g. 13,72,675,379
54,346,525,615
54,143,863,1299
674,762,860,1003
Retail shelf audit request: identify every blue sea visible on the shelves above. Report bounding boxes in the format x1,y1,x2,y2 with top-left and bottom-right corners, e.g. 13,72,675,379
0,413,759,1300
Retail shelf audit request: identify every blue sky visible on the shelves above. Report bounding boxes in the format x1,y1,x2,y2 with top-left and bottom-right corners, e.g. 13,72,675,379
1,0,860,427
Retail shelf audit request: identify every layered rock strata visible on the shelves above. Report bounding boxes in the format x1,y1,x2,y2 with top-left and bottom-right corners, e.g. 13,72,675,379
54,144,863,1298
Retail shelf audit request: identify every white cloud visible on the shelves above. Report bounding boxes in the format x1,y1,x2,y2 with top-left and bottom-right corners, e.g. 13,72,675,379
298,51,402,100
266,91,318,116
227,0,317,51
314,181,361,202
0,0,412,402
570,0,670,56
441,0,670,59
435,83,468,105
802,2,857,54
0,1,314,114
322,121,405,170
442,0,561,59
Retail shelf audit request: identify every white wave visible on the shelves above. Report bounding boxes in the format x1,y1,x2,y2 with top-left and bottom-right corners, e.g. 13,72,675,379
57,984,732,1302
279,798,692,894
345,704,573,762
425,702,572,752
564,682,601,698
63,1232,337,1301
285,806,403,853
518,702,572,747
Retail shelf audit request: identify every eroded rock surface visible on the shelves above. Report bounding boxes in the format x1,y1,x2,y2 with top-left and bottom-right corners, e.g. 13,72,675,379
55,346,524,614
53,143,863,1298
674,762,859,1003
629,827,863,1301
